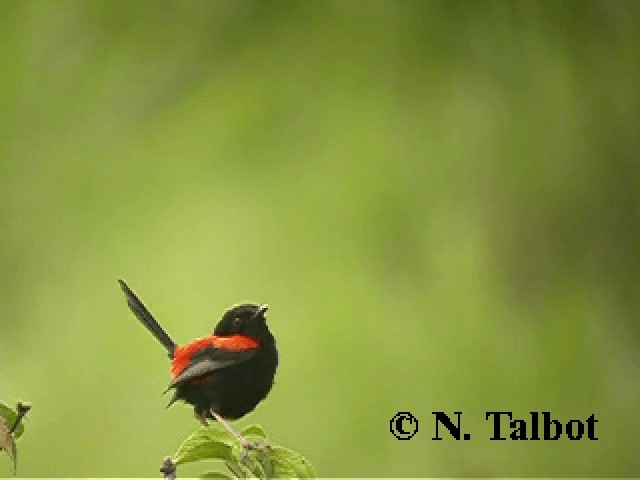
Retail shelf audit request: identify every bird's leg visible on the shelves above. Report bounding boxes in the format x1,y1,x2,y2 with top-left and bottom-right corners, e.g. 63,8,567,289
209,408,269,455
209,409,244,441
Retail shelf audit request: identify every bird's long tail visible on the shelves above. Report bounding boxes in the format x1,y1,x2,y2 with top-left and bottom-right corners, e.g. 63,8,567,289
118,279,177,357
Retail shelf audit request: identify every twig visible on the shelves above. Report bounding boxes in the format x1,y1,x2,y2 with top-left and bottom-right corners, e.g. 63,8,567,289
9,403,31,434
160,457,176,480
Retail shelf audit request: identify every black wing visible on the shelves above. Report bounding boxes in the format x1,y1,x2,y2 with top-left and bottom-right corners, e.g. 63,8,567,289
167,346,256,390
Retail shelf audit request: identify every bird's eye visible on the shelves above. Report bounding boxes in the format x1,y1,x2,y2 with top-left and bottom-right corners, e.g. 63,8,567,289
233,317,241,327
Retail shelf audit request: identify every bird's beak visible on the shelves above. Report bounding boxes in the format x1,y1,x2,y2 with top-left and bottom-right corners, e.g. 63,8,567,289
256,304,268,318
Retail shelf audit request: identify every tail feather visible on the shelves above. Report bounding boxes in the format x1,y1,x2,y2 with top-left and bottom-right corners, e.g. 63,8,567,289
118,279,177,357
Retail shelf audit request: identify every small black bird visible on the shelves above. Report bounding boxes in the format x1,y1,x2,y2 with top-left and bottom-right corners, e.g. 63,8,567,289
118,279,278,446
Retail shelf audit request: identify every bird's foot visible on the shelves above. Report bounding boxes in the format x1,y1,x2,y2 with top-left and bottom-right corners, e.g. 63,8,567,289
207,407,270,459
241,438,270,453
240,438,271,463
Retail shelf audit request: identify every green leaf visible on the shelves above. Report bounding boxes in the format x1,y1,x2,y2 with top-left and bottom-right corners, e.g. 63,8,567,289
200,469,234,479
0,403,24,440
224,460,243,478
0,418,16,475
225,459,255,478
241,424,267,440
173,425,236,466
270,446,317,479
255,450,274,479
172,423,317,479
242,451,267,479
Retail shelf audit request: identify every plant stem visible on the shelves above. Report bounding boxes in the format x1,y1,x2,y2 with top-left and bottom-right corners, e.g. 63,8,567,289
9,403,30,434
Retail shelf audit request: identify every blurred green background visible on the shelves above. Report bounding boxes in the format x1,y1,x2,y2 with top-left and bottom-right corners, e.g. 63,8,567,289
1,0,639,477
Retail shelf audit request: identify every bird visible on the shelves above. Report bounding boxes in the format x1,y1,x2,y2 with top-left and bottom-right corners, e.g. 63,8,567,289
117,279,278,448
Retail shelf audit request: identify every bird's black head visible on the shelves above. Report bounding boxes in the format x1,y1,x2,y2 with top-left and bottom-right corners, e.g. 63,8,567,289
214,304,274,343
